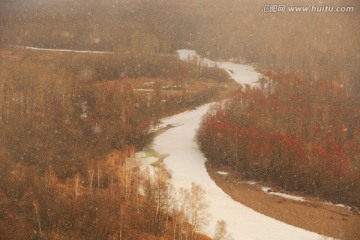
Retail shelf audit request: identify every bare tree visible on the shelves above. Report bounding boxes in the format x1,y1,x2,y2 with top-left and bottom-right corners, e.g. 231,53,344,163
213,219,233,240
188,183,211,239
74,173,81,202
88,162,95,197
33,200,43,238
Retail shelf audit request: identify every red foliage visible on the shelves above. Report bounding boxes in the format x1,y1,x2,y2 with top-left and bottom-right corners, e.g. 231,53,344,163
198,71,360,206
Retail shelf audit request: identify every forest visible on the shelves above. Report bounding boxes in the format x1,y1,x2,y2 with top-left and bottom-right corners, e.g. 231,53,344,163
197,71,360,207
0,0,359,239
0,41,231,239
1,0,358,94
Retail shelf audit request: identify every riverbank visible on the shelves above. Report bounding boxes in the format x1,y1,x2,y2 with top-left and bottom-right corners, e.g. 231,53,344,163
205,161,360,240
137,49,330,239
139,102,324,239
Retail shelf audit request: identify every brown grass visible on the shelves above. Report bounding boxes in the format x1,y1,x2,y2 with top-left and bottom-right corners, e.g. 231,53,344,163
206,162,360,240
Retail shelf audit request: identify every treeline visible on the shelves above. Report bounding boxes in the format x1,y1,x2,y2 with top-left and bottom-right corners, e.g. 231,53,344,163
0,0,197,54
0,146,211,240
197,71,360,207
192,0,360,96
2,0,358,93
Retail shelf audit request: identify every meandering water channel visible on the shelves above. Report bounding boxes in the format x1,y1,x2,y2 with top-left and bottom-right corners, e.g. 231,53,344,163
138,50,324,240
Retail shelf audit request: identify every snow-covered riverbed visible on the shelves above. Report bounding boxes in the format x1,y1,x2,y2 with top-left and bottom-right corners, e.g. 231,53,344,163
9,45,112,54
177,49,261,87
139,50,326,240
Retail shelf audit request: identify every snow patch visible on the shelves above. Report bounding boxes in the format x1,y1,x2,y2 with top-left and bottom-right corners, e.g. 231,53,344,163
261,187,306,202
11,45,112,54
133,88,154,92
245,181,257,185
326,202,352,212
217,171,229,176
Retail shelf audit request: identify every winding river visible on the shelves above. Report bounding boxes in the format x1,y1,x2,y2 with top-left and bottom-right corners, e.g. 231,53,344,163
140,50,325,240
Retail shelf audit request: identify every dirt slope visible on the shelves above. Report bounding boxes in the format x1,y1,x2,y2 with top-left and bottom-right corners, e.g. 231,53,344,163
206,162,360,240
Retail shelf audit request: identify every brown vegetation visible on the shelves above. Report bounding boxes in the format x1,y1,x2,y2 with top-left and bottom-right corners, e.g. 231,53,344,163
2,0,358,96
0,145,211,240
192,0,360,98
0,48,231,178
0,47,231,239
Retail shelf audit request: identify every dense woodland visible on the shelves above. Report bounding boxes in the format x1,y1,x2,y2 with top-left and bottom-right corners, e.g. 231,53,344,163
192,0,360,98
0,1,236,238
0,45,230,238
1,0,359,95
0,145,212,239
0,48,230,178
0,0,359,238
197,71,360,207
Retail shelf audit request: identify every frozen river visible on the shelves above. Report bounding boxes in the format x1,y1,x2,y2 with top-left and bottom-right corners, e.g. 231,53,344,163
139,50,326,240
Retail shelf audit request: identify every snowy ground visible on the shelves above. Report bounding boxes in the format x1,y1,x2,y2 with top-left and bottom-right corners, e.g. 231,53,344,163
139,50,328,240
9,45,112,54
261,187,306,203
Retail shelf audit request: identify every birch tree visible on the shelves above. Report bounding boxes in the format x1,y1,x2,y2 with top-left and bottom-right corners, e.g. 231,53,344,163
213,220,233,240
188,183,210,239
